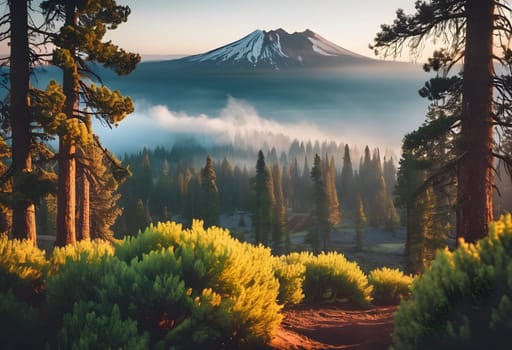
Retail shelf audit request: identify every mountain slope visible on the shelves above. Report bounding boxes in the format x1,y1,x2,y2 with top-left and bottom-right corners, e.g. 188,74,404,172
182,28,372,69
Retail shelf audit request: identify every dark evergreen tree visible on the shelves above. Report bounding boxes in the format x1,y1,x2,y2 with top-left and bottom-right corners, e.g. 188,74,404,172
200,156,219,227
340,144,355,214
183,168,200,226
152,159,174,221
326,156,340,228
7,0,36,241
281,164,291,209
271,162,287,252
298,157,312,213
310,154,330,252
252,151,275,245
355,194,366,251
289,158,300,212
132,199,150,233
371,0,512,242
41,0,139,246
88,141,126,241
383,156,397,195
217,158,235,214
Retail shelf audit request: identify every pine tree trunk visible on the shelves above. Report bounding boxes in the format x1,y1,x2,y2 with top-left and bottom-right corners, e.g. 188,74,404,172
56,137,76,246
55,5,78,247
456,0,494,243
10,0,36,242
76,163,90,241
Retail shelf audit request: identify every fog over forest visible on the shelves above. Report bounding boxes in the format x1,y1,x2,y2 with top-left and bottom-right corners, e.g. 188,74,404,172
65,62,432,155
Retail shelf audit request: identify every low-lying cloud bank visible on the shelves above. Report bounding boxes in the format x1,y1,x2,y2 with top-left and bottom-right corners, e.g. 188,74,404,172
147,96,340,151
96,96,402,156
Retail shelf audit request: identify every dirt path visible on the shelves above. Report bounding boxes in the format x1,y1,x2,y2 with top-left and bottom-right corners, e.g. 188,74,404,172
268,305,398,350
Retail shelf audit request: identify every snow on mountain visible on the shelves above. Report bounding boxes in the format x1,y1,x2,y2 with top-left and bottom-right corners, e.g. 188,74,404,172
184,28,371,69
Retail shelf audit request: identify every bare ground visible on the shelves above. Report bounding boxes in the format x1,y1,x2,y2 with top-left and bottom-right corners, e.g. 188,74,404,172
268,305,398,350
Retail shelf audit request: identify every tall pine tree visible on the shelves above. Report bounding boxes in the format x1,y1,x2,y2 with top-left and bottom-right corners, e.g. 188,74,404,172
252,151,275,245
372,0,512,242
310,154,330,252
340,144,355,214
200,156,219,227
271,162,287,252
41,0,139,246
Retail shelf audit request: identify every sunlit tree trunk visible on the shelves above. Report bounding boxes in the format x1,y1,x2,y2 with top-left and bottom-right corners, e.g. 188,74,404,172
456,0,494,243
9,0,36,242
76,161,90,241
55,5,78,247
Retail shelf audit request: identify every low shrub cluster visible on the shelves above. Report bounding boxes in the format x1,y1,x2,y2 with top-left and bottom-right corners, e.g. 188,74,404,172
272,252,310,306
274,251,411,308
392,214,512,350
0,234,47,303
303,252,373,306
369,267,413,305
1,221,416,349
47,220,282,349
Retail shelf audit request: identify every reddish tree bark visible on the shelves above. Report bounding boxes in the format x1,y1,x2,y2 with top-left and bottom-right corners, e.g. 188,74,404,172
76,161,90,241
456,0,494,243
9,0,36,242
55,4,78,247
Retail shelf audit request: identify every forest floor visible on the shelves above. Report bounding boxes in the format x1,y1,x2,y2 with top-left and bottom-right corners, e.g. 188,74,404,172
268,304,398,350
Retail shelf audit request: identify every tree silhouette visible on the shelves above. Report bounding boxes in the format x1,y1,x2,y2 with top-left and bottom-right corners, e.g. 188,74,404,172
372,0,512,242
200,156,219,227
252,151,275,245
41,0,139,246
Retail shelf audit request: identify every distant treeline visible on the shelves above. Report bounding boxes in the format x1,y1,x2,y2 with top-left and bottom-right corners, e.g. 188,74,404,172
110,140,400,238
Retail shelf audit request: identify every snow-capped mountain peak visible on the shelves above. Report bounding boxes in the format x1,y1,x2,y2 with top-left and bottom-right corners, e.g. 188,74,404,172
184,29,370,69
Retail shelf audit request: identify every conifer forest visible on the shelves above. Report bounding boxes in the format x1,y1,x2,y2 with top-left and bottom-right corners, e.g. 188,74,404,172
2,1,512,349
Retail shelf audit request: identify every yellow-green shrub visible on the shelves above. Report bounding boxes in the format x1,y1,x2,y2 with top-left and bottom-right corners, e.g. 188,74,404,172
303,252,372,307
114,221,183,263
58,301,149,350
49,239,114,273
0,235,47,303
47,220,282,348
392,214,512,350
368,267,413,305
272,252,311,306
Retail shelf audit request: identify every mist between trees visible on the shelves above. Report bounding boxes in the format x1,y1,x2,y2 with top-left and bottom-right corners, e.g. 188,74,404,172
36,134,512,270
78,140,399,250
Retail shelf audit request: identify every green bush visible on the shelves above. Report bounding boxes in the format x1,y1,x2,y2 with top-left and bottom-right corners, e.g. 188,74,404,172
0,235,47,304
0,291,44,349
303,252,372,307
58,301,149,350
392,214,512,350
49,239,114,273
113,221,183,263
368,267,413,305
47,220,282,349
272,252,310,306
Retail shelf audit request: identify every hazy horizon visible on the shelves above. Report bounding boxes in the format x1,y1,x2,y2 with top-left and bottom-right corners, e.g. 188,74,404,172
1,1,432,62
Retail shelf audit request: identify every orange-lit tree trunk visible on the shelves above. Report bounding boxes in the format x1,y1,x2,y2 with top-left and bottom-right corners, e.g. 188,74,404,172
456,0,494,243
9,0,36,242
55,5,78,247
76,159,90,241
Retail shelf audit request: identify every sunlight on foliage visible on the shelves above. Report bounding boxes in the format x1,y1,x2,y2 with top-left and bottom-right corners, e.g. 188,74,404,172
49,239,114,273
47,220,282,349
392,214,512,349
272,252,311,306
303,252,372,306
369,267,413,305
0,235,47,299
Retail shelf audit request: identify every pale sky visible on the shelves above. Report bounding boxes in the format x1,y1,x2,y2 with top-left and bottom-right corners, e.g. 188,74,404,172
103,0,418,59
0,1,423,59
